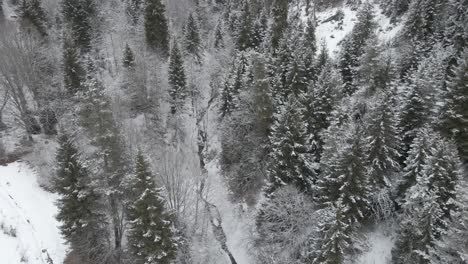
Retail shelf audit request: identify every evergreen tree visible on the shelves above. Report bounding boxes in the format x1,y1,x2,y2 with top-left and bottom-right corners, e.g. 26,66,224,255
145,0,169,57
220,53,248,117
365,92,401,190
236,1,255,51
339,2,377,96
19,0,47,36
79,74,128,256
438,51,468,161
168,43,187,115
313,204,352,264
39,107,57,135
270,0,288,51
306,18,317,56
316,40,330,73
127,152,177,264
184,13,202,62
123,44,135,68
402,0,444,47
267,95,315,195
214,20,224,50
63,41,85,94
55,134,109,263
396,127,432,204
444,0,468,53
62,0,95,51
318,124,370,225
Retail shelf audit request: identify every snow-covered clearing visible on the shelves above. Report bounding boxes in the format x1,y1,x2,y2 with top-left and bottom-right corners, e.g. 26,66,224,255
0,162,67,264
357,224,395,264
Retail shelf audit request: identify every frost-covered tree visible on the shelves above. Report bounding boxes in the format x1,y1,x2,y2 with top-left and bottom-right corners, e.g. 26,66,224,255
19,0,47,36
55,134,109,264
145,0,169,56
184,13,202,62
63,41,85,94
236,1,255,51
339,2,377,96
396,127,432,204
270,0,288,51
62,0,95,51
438,51,468,161
168,43,187,115
213,20,224,50
220,53,248,117
318,123,370,225
127,152,177,264
122,44,135,68
267,95,316,195
365,91,401,190
392,138,462,264
127,0,143,24
312,203,352,264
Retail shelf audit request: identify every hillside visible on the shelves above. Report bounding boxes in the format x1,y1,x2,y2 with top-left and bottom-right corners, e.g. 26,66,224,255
0,0,467,264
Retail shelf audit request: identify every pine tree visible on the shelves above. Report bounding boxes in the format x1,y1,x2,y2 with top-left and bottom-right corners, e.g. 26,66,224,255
438,51,468,161
365,92,401,190
63,41,85,94
444,0,468,53
313,204,352,264
39,107,57,135
127,152,177,264
123,44,135,68
55,134,109,263
339,2,377,96
62,0,95,51
270,0,288,51
145,0,169,57
184,13,202,62
236,1,255,51
19,0,47,36
396,127,432,204
316,40,330,73
306,18,317,56
220,53,248,117
168,43,187,115
318,124,370,225
402,0,444,47
214,20,224,50
79,75,128,255
267,95,315,195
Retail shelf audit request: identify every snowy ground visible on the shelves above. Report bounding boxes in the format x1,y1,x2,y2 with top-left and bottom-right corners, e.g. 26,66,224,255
356,223,396,264
0,162,67,264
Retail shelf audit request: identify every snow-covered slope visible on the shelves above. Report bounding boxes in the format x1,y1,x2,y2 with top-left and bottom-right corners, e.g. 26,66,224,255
0,162,67,264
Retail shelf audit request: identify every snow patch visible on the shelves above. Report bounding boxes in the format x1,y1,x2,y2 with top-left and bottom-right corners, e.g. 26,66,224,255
357,225,395,264
0,162,67,264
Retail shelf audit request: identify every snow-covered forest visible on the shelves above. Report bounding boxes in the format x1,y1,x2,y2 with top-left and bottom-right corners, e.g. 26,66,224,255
0,0,467,263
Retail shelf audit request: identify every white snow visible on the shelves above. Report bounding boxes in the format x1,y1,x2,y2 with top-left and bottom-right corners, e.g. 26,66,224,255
0,162,67,264
357,225,395,264
206,160,254,264
315,6,358,57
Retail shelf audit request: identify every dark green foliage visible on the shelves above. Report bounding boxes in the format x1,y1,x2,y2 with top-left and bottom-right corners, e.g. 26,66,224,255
438,51,468,161
318,125,370,225
145,0,169,57
55,134,109,263
19,0,47,36
444,0,468,53
365,92,401,190
79,77,128,253
184,13,202,62
62,0,95,51
168,43,187,114
236,2,257,51
339,2,377,96
313,206,352,264
392,136,462,264
63,41,85,94
270,0,288,51
214,20,224,50
123,44,135,68
221,53,273,204
220,53,248,117
267,96,316,194
402,0,445,46
39,107,57,135
127,152,177,264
